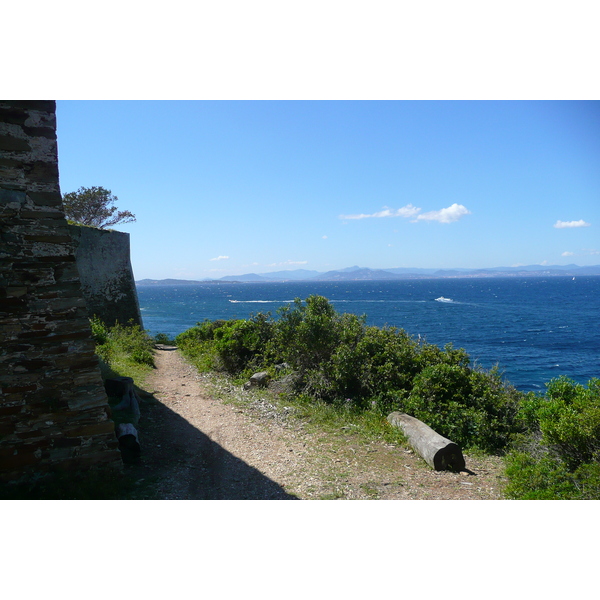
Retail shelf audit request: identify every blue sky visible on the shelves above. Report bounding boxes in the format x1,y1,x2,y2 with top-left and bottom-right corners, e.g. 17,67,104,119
55,101,600,280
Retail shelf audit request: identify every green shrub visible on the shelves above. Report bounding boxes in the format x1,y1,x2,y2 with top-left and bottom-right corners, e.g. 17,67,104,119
504,451,582,499
110,323,155,366
176,319,227,345
154,333,176,345
275,296,355,373
467,367,524,451
91,318,155,378
197,314,277,375
504,377,600,499
400,364,523,452
403,364,478,448
90,315,109,345
175,321,224,372
536,377,600,468
417,341,471,371
329,325,419,406
504,450,600,500
516,376,600,468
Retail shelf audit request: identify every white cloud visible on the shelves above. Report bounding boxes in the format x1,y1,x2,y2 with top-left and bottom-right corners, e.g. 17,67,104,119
584,248,600,255
322,235,328,239
414,203,471,224
210,255,230,261
562,251,575,257
339,204,421,220
340,203,470,224
554,220,591,229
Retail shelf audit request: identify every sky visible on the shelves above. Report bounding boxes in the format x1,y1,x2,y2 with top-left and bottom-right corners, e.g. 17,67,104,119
55,100,600,280
8,2,599,583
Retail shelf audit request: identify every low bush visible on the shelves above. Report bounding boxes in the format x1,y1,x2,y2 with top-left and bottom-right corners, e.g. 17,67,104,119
401,364,523,453
90,317,155,379
504,376,600,499
213,314,276,375
154,332,176,345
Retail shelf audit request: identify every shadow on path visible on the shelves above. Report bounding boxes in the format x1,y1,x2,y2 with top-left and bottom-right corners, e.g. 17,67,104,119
129,385,298,500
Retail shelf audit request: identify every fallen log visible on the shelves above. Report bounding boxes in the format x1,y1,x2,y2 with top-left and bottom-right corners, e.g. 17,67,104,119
387,412,466,471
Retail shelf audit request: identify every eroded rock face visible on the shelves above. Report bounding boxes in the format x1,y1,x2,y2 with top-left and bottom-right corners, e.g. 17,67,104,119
0,101,122,483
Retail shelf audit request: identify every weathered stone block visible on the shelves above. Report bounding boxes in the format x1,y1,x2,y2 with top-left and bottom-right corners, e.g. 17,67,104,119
22,126,56,140
0,134,31,152
64,420,115,438
66,391,111,412
0,188,27,204
27,190,63,207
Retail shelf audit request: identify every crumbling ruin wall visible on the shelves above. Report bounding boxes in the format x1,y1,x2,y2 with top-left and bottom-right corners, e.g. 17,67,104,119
69,225,142,327
0,100,122,483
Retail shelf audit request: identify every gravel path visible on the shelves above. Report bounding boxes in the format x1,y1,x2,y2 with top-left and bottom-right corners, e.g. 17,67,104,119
131,347,508,500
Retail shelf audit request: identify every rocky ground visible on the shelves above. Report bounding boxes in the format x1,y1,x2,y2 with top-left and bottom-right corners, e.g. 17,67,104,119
127,347,508,500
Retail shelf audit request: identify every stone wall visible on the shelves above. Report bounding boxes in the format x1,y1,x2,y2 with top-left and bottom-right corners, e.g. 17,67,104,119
69,225,142,327
0,100,122,483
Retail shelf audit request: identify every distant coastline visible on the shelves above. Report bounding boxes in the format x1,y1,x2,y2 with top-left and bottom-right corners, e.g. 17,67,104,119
136,264,600,285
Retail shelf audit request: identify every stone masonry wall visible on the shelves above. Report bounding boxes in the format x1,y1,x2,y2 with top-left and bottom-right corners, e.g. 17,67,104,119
0,100,122,483
69,225,143,328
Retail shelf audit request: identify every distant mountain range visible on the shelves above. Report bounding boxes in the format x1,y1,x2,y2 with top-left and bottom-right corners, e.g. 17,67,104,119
136,264,600,286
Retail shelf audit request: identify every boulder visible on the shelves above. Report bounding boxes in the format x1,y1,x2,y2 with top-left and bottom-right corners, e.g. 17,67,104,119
251,371,270,385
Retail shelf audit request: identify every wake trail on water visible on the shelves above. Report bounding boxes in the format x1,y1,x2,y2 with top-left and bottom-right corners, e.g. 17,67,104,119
136,277,600,390
229,300,295,303
229,299,430,304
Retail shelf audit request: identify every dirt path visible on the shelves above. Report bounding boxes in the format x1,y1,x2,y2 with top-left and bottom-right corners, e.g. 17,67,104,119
131,347,508,500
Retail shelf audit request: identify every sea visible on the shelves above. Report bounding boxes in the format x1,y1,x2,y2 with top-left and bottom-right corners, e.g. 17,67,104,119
136,277,600,393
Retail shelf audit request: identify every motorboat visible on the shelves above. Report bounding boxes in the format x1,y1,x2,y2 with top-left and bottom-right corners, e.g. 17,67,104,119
435,296,453,303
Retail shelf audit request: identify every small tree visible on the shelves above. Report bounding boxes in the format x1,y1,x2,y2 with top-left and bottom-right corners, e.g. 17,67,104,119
62,186,136,229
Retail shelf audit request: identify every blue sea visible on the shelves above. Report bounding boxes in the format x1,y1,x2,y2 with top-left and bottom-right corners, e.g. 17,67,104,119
136,277,600,393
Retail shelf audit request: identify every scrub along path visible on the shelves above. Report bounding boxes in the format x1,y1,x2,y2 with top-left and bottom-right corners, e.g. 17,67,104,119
131,347,507,500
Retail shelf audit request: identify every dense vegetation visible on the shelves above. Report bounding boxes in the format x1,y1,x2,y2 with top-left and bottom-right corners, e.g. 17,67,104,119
175,295,600,498
504,376,600,499
176,295,524,453
90,316,155,380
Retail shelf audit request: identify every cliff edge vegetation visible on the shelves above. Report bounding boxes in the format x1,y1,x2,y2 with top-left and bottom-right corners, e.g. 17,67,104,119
175,295,600,499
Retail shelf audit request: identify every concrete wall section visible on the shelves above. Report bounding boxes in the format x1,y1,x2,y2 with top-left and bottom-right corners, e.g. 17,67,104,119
0,101,122,482
69,225,143,327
